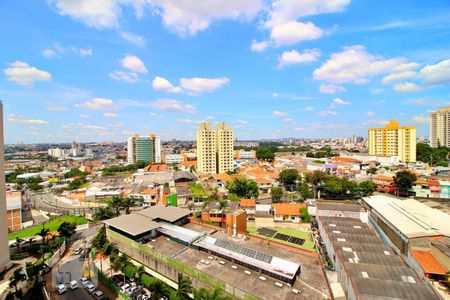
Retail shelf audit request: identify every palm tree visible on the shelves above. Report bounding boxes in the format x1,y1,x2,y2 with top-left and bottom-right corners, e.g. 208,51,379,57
108,196,123,217
134,265,145,288
36,227,50,245
121,197,135,215
175,273,193,300
218,200,228,212
14,237,24,252
25,237,35,255
148,278,171,300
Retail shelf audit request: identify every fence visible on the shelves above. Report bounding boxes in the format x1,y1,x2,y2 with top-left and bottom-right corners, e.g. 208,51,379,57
47,241,66,268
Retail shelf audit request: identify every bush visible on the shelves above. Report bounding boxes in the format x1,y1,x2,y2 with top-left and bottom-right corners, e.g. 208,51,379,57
141,273,153,288
124,264,136,279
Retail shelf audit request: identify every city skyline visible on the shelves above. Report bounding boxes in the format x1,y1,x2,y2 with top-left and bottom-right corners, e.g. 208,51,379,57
1,1,450,144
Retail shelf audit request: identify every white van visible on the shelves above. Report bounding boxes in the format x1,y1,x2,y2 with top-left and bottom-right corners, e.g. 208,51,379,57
70,280,78,290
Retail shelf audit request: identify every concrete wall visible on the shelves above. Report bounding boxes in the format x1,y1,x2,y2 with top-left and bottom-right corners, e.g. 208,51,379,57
7,208,22,232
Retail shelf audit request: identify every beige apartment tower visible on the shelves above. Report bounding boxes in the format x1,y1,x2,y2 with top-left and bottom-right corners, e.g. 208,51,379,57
0,101,11,272
368,120,416,163
430,106,450,148
196,122,234,174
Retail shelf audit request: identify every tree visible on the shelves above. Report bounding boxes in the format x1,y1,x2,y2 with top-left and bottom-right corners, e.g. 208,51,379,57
174,273,193,300
135,265,145,288
218,200,229,211
226,178,259,199
299,207,311,223
193,287,231,300
358,181,376,197
25,237,35,256
148,278,171,300
36,227,50,245
366,167,377,175
279,169,299,190
94,207,114,221
13,237,24,252
270,187,283,203
255,147,275,162
393,170,417,196
121,197,135,214
297,181,313,201
57,222,76,239
305,171,329,198
92,227,107,250
108,196,123,217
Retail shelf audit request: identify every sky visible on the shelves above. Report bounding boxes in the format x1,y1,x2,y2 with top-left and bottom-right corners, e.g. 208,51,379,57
1,0,450,144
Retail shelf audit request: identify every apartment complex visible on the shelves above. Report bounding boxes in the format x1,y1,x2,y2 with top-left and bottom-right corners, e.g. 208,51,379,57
368,120,416,163
127,134,161,164
430,106,450,148
196,122,234,174
0,101,11,272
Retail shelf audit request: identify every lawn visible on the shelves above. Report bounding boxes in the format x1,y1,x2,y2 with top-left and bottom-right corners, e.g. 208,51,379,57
248,226,316,252
9,215,89,240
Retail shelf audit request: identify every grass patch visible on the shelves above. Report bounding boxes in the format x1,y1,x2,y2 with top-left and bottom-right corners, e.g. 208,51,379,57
247,226,316,252
9,215,88,240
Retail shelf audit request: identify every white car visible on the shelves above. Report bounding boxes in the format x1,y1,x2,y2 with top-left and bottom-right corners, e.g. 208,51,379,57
85,283,96,294
80,277,89,287
126,285,138,295
73,247,83,255
121,283,130,292
69,280,78,290
57,284,67,294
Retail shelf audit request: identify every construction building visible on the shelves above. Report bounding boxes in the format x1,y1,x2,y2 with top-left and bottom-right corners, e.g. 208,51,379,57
127,134,161,164
368,120,416,163
196,122,234,174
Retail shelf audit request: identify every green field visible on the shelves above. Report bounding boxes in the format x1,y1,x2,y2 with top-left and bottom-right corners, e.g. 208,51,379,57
248,226,316,252
9,215,88,240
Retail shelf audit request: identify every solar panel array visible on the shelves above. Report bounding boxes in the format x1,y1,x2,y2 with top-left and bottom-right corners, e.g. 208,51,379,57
257,227,277,237
214,239,273,264
273,233,305,245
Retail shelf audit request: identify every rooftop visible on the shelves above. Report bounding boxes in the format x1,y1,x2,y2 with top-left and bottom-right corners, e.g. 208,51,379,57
362,195,450,238
410,250,447,275
272,203,304,216
104,214,160,236
137,205,191,223
316,201,365,212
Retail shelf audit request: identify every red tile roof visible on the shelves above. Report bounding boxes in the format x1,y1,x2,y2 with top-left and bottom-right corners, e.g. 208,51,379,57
410,250,447,275
240,198,256,207
272,203,304,216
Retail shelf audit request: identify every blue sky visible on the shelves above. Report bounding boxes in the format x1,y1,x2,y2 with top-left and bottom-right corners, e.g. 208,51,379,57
1,0,450,144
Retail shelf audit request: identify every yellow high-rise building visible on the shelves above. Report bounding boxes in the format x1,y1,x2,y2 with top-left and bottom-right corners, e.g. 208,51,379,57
196,122,234,174
430,106,450,148
368,120,416,163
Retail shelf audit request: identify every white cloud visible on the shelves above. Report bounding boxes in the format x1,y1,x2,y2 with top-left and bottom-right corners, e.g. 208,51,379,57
121,55,147,73
235,119,248,124
412,115,429,124
79,123,106,130
177,118,200,123
407,98,434,105
152,76,182,93
8,113,48,125
282,118,294,123
313,45,419,85
120,31,146,47
76,98,115,110
266,0,351,28
46,106,68,111
393,82,423,92
318,110,337,116
4,61,52,86
250,40,269,52
332,98,350,106
272,110,287,117
152,99,196,114
78,48,93,56
366,111,375,117
270,21,323,46
149,0,263,36
382,70,419,84
104,112,119,119
79,114,89,119
305,106,314,111
278,49,320,68
42,49,56,58
319,83,346,94
180,77,229,94
206,115,214,120
364,119,389,126
109,71,140,83
48,0,140,29
420,59,450,85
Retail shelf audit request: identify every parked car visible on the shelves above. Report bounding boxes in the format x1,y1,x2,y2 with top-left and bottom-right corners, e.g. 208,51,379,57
69,280,78,290
121,283,130,293
93,290,106,300
73,247,83,255
85,283,96,294
57,284,67,294
80,277,90,287
126,285,138,295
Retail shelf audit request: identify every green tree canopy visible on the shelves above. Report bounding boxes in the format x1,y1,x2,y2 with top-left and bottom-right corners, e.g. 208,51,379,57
393,170,417,195
270,187,283,203
255,147,275,162
226,178,259,199
279,169,299,187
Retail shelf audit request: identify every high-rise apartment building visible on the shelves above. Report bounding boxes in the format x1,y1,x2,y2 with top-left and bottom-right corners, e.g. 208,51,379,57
0,101,11,272
197,122,234,174
368,120,416,163
430,106,450,148
127,134,161,164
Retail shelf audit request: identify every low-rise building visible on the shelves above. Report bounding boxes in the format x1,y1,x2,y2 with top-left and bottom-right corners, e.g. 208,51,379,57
6,191,22,232
272,203,304,223
239,198,256,220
